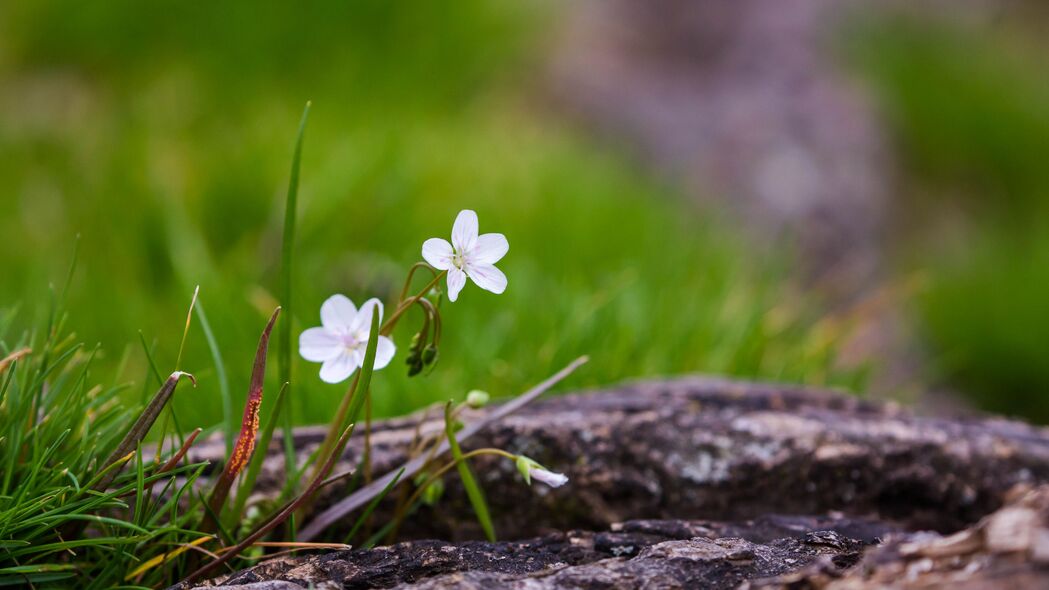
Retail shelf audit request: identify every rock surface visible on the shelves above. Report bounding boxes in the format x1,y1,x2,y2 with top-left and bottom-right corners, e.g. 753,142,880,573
181,377,1049,588
190,516,890,589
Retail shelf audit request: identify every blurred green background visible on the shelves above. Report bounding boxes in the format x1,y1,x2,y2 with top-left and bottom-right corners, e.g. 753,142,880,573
0,0,858,428
1,1,1046,427
847,12,1049,421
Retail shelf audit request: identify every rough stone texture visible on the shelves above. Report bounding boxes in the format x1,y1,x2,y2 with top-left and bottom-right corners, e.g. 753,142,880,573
180,377,1049,588
190,377,1049,540
185,515,892,589
823,484,1049,589
184,490,1049,589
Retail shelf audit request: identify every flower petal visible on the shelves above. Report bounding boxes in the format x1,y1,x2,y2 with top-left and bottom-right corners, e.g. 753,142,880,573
320,294,357,333
299,327,343,362
349,298,384,335
446,267,467,302
451,209,478,253
465,263,507,294
319,351,359,384
470,233,508,264
422,238,455,270
372,336,396,370
529,467,568,488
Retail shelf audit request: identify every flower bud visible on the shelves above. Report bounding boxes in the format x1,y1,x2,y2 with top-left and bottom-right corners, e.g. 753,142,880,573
421,478,445,506
466,390,489,408
515,455,568,488
422,344,438,365
529,466,569,488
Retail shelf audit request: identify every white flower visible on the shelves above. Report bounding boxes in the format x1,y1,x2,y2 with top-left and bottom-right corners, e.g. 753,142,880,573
299,294,396,384
516,455,569,488
421,209,508,302
529,466,569,488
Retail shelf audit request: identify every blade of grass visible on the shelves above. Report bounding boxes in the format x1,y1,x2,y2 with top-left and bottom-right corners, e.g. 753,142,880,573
174,286,199,371
201,307,280,534
138,336,158,405
277,101,311,479
58,234,80,308
230,382,288,523
94,371,196,493
365,512,404,550
0,573,76,587
137,332,183,458
163,286,200,454
0,348,30,376
194,302,233,458
443,402,495,541
124,535,212,582
343,467,404,545
156,428,203,476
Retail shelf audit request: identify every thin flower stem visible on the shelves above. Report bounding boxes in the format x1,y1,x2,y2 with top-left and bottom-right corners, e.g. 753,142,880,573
385,426,449,542
415,448,518,492
407,403,443,458
389,448,516,539
443,401,497,542
399,262,439,302
381,270,447,336
312,372,361,480
414,297,440,345
386,404,442,537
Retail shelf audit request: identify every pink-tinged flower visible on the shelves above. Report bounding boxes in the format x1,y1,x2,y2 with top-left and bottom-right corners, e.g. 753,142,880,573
421,209,508,302
299,295,396,384
529,466,569,488
516,455,569,488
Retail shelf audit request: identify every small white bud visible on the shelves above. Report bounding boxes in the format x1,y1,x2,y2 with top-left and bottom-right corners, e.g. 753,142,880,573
529,466,569,488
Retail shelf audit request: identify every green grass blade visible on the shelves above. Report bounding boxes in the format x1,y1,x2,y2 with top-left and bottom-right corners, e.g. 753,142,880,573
174,286,199,371
344,307,380,432
94,371,195,493
0,573,76,586
58,234,80,308
277,101,311,477
136,332,184,452
137,332,164,388
194,302,233,458
443,402,495,542
343,467,404,545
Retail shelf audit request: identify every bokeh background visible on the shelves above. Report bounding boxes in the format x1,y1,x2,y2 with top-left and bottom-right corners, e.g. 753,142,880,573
1,1,1046,428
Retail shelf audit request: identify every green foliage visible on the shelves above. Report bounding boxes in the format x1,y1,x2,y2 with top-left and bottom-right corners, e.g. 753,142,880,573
848,15,1049,420
0,1,860,429
848,16,1049,218
0,314,208,587
919,228,1049,421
